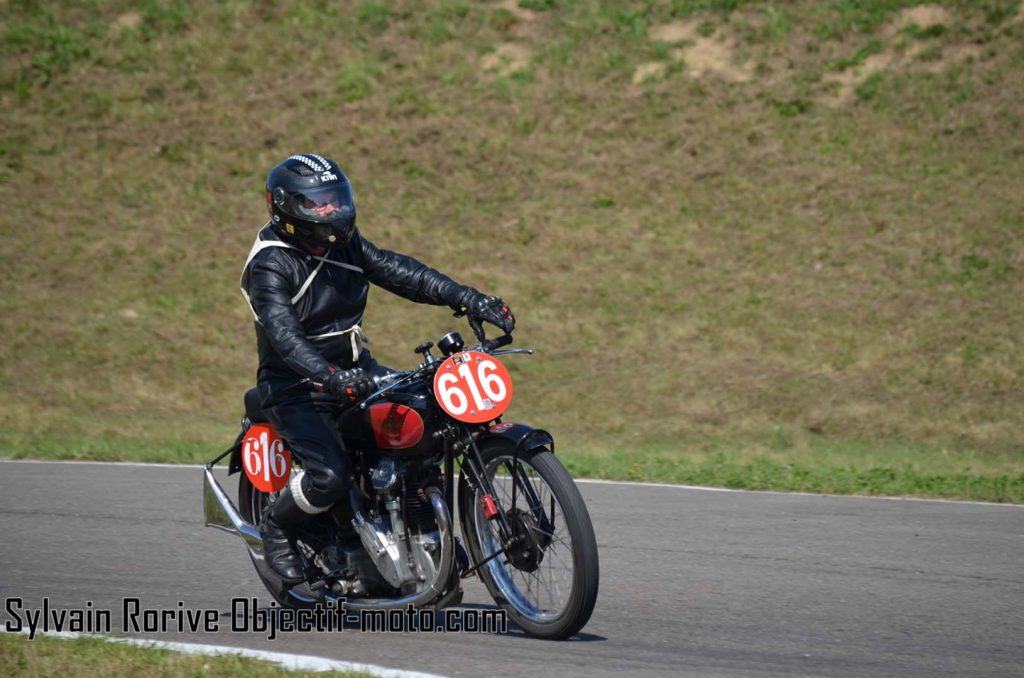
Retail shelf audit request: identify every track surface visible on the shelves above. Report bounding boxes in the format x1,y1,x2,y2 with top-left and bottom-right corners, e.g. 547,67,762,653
1,461,1021,677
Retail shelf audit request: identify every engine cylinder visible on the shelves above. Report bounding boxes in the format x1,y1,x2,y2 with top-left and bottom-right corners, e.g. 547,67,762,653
405,485,437,532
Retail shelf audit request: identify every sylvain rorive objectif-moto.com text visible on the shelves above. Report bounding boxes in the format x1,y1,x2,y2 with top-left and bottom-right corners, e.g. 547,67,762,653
3,597,506,640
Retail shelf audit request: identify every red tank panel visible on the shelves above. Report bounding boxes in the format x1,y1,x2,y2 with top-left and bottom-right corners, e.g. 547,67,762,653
369,403,425,449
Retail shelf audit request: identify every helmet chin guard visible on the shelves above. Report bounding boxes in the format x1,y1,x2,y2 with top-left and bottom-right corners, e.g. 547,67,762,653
266,154,356,247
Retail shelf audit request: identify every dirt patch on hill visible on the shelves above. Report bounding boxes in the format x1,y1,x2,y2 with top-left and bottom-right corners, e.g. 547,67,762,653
632,61,669,84
480,43,531,77
111,11,142,33
650,21,698,44
823,4,976,103
686,38,754,82
637,20,753,84
825,52,894,103
495,0,540,23
884,4,950,37
492,0,549,39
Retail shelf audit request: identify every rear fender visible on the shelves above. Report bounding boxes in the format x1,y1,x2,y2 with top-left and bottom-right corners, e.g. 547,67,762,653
226,424,247,475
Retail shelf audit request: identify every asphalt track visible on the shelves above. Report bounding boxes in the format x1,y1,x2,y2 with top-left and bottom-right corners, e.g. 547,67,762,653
1,460,1021,677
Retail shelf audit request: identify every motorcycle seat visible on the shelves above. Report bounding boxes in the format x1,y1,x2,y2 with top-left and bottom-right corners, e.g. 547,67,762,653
243,388,269,424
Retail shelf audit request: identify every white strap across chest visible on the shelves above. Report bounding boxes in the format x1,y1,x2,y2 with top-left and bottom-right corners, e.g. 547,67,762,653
240,224,368,362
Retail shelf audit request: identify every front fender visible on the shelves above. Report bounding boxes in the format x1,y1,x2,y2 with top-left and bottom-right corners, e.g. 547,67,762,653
478,422,554,456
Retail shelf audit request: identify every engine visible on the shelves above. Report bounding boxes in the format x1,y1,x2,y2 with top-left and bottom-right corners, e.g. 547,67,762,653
320,457,445,598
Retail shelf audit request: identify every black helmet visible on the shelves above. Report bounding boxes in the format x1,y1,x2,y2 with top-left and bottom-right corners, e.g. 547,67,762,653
266,154,356,247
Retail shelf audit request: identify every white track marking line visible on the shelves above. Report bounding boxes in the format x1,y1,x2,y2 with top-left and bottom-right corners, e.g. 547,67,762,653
0,458,1020,508
572,477,1024,508
0,459,203,469
0,629,447,678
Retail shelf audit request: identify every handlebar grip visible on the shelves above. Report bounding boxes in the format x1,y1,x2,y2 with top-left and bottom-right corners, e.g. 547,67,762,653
482,334,514,352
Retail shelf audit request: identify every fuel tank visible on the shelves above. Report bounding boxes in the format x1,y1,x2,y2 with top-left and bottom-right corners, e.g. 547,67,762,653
338,380,442,456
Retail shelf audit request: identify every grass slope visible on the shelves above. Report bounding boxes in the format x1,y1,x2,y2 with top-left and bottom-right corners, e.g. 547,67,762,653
0,633,372,678
2,1,1022,500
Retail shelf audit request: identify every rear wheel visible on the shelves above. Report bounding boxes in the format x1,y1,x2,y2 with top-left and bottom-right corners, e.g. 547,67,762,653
238,473,318,610
459,441,599,639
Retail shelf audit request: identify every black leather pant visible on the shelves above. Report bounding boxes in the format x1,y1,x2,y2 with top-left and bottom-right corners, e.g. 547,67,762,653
262,352,391,511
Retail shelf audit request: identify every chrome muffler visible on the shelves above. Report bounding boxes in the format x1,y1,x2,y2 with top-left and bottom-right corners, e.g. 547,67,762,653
203,466,263,553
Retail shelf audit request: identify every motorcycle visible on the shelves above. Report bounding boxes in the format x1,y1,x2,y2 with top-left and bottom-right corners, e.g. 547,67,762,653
203,327,599,640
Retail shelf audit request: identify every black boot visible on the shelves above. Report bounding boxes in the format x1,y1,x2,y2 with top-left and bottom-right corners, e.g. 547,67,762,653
260,485,308,583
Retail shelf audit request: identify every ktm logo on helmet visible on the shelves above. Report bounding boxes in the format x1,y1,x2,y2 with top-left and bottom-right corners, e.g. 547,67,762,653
320,171,338,182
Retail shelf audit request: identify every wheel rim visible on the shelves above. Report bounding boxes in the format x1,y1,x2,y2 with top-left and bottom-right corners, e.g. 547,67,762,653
248,486,276,526
474,454,576,623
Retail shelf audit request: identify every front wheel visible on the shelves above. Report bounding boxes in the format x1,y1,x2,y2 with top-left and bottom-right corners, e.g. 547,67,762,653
459,442,599,639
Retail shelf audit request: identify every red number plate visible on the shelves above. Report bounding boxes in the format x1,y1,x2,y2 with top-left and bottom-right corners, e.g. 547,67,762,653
242,423,292,493
433,351,514,423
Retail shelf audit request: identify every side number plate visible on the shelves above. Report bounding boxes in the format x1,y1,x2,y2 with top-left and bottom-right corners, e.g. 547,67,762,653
242,423,292,493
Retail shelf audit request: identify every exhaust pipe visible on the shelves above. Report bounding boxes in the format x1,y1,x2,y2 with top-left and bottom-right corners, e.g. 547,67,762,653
203,466,263,552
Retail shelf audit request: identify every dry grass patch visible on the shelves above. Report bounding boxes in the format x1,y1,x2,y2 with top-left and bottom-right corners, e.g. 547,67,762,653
0,633,373,678
640,19,754,83
480,43,532,77
822,4,982,103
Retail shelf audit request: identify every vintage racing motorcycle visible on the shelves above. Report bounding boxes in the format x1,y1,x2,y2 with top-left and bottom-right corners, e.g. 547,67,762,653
203,329,599,639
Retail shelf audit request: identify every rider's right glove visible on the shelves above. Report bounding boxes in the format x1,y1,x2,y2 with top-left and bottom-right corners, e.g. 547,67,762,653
315,366,375,402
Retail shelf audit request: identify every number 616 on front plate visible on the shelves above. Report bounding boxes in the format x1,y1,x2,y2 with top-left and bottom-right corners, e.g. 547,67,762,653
432,351,514,423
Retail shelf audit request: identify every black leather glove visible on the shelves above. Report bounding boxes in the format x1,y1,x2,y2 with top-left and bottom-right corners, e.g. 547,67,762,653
456,290,515,340
315,366,375,402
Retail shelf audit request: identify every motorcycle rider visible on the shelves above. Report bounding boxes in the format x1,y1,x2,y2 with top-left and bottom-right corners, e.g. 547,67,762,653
241,153,515,582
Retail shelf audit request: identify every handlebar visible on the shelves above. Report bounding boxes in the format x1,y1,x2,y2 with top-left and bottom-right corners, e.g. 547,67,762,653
359,370,412,409
357,332,522,409
480,334,514,352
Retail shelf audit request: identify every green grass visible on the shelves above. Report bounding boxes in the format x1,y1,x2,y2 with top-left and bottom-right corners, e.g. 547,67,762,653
0,633,373,678
3,428,1020,502
1,0,1023,501
562,439,1024,502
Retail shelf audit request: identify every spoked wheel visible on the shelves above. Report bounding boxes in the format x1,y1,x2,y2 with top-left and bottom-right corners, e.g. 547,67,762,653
238,473,318,610
459,441,599,639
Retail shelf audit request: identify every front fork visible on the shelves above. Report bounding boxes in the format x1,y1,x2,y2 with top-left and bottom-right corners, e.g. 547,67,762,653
457,425,514,542
455,423,555,562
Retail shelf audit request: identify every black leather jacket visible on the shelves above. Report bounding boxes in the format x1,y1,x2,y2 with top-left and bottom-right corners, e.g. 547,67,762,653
241,223,471,405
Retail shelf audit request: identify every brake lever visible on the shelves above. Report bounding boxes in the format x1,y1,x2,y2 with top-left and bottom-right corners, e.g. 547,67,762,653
468,316,486,342
490,348,534,357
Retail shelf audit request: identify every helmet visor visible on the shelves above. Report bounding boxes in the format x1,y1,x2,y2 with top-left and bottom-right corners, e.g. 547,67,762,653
286,184,355,223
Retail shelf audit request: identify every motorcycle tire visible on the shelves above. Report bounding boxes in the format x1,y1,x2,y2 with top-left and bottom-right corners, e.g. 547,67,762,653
238,473,318,610
459,440,599,640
